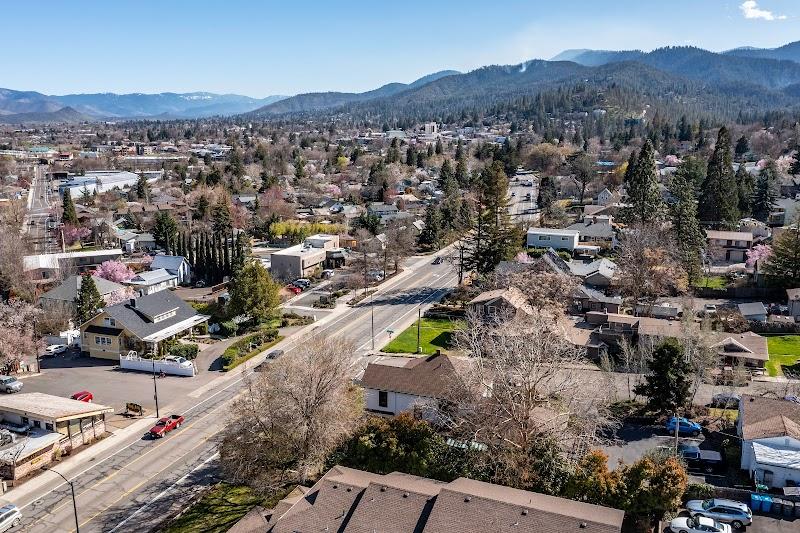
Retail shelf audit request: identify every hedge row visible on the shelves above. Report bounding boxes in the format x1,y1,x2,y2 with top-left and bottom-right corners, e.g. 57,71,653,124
169,343,199,360
222,329,281,371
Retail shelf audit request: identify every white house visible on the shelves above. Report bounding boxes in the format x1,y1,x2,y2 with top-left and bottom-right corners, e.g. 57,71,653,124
359,353,470,422
123,269,177,296
150,255,191,285
738,395,800,489
787,288,800,321
526,228,580,252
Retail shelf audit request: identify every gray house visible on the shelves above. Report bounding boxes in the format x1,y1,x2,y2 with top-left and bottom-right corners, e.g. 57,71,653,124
150,255,191,285
788,288,800,321
738,302,768,323
39,275,124,311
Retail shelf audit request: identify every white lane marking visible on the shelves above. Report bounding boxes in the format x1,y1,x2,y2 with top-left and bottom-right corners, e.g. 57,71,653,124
106,452,220,533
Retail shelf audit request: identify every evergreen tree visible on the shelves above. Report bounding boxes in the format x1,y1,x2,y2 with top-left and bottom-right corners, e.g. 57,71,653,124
416,151,425,168
455,139,464,161
439,159,458,198
223,232,231,278
623,140,663,223
735,164,754,218
633,339,691,414
386,138,400,163
75,273,105,324
536,175,557,210
789,147,800,176
435,138,443,155
212,199,232,234
152,211,178,253
418,204,443,251
135,174,151,203
62,189,78,224
294,156,306,179
231,232,248,275
228,260,281,324
195,195,210,220
406,145,416,166
668,162,705,283
623,150,637,184
763,220,800,288
463,161,520,275
751,160,779,223
699,127,738,228
426,143,434,158
734,134,749,160
455,158,469,188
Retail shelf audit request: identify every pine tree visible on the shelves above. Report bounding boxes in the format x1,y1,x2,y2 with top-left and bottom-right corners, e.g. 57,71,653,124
633,339,691,414
763,220,800,288
439,159,458,198
735,164,754,218
212,199,232,234
75,273,105,324
136,174,151,203
152,211,178,253
62,189,78,224
418,204,443,251
455,158,469,188
623,150,637,184
751,160,778,223
406,145,416,166
734,134,749,160
699,127,738,228
790,146,800,176
668,162,705,283
435,138,443,155
623,140,663,223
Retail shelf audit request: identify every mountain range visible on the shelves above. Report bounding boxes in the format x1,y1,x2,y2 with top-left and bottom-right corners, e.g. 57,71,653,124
0,90,288,123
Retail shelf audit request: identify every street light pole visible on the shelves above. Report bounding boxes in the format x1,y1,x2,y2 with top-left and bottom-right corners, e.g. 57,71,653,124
45,468,79,533
152,358,160,418
370,298,375,351
416,307,422,354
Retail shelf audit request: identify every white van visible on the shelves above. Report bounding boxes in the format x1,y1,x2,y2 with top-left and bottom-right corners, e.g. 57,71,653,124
0,505,21,532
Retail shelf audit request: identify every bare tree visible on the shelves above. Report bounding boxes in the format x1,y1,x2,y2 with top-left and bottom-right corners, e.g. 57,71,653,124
489,260,578,316
219,337,362,493
383,221,416,274
0,224,33,301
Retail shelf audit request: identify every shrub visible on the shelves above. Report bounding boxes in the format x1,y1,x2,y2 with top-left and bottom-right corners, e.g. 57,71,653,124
218,320,239,337
557,250,573,262
221,329,280,370
684,483,714,502
195,322,208,335
170,343,199,361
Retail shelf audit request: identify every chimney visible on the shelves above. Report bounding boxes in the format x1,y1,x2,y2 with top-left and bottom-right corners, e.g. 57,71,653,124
129,298,136,308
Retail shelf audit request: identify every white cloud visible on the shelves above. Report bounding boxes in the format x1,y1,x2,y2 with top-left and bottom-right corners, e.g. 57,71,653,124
739,1,787,21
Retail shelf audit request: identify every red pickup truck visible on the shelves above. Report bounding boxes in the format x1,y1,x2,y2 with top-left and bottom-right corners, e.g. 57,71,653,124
148,414,184,438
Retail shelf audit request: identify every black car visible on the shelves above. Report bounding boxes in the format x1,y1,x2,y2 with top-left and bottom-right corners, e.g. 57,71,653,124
432,257,443,265
679,444,723,473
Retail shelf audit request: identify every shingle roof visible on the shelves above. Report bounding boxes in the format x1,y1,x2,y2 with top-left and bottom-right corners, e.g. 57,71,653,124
738,302,767,316
150,255,187,273
706,230,754,241
0,392,113,421
360,353,471,400
467,287,534,314
711,332,768,362
103,290,198,340
39,275,124,303
740,395,800,440
261,466,624,533
127,269,176,285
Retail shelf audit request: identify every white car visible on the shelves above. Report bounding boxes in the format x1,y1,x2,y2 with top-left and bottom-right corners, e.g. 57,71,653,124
163,356,192,368
45,344,68,355
670,516,731,533
0,504,21,532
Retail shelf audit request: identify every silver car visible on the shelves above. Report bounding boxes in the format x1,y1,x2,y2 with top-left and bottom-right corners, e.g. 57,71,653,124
0,376,23,394
686,499,752,529
0,504,21,532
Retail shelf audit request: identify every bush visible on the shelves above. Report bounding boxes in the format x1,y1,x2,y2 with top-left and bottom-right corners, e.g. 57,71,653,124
557,250,573,262
195,322,208,335
170,343,199,361
218,320,239,338
222,329,280,370
684,483,714,502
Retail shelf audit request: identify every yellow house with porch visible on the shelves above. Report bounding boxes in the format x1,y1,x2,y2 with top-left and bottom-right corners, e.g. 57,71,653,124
80,291,209,360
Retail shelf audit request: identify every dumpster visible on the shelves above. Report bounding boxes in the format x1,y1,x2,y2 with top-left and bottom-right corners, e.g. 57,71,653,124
770,498,783,514
783,500,794,517
762,495,773,514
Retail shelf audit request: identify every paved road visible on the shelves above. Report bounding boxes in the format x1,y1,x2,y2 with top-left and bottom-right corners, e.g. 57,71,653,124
508,171,539,228
12,250,460,532
24,164,57,254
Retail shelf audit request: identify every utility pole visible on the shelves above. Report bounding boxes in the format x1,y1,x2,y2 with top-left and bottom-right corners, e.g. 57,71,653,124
416,307,422,354
45,468,79,532
152,358,160,418
371,299,375,351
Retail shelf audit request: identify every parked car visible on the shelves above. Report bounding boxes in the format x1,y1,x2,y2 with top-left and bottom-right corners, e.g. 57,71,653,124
686,499,752,529
148,414,185,438
164,355,192,368
70,391,93,402
665,416,702,437
266,349,284,360
294,278,311,288
0,376,23,394
0,504,21,532
669,516,730,533
321,269,335,279
286,285,302,295
703,304,718,317
711,393,740,409
432,257,443,265
194,280,206,288
678,444,723,473
45,344,68,356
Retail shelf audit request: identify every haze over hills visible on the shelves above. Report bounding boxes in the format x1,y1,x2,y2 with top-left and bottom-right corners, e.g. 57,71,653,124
0,90,288,122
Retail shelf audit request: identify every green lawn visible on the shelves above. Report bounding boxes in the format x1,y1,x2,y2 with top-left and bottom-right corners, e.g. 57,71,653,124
693,275,728,290
164,484,266,533
382,318,463,355
766,335,800,377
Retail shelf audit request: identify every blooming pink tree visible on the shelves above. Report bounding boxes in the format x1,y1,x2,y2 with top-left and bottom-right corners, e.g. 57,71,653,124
95,260,135,283
515,251,533,264
104,286,136,306
0,299,43,364
746,244,773,268
63,224,91,246
664,154,682,167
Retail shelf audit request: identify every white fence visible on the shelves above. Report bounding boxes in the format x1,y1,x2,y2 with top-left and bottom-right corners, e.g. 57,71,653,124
119,354,196,377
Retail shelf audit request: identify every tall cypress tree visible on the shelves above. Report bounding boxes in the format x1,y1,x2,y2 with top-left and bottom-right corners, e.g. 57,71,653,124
75,273,105,324
735,164,754,218
752,161,778,223
699,127,738,228
669,162,705,282
62,189,78,224
623,140,663,223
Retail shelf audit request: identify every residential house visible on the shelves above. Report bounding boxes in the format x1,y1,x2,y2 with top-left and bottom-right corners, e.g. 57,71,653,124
123,269,177,296
787,288,800,321
738,302,768,323
23,249,124,283
566,215,617,248
711,332,768,371
738,395,800,489
79,290,209,360
38,274,124,311
526,228,580,252
360,353,470,419
239,465,625,533
467,287,533,321
150,255,191,285
572,286,622,315
566,258,617,287
0,393,113,480
367,202,398,219
270,234,343,280
706,230,754,263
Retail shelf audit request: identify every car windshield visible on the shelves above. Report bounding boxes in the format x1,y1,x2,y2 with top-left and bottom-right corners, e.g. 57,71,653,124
156,420,166,426
702,500,713,510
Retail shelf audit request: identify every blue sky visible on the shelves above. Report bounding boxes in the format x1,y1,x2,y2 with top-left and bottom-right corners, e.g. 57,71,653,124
3,0,798,97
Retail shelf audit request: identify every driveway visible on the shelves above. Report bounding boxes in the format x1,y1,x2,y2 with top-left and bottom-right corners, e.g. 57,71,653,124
602,422,704,468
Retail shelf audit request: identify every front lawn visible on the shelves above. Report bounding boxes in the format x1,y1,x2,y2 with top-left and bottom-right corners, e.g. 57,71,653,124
765,335,800,377
164,484,265,533
692,275,728,290
382,318,463,355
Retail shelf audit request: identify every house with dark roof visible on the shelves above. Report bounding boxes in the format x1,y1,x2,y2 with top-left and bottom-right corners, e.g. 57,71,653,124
359,353,471,418
467,287,533,321
229,465,625,533
38,275,124,311
78,291,209,360
738,395,800,488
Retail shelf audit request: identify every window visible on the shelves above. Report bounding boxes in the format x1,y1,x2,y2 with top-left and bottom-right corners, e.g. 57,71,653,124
561,236,568,241
22,417,28,425
539,235,550,241
378,391,388,408
45,423,53,431
33,420,41,428
95,336,101,345
103,317,116,327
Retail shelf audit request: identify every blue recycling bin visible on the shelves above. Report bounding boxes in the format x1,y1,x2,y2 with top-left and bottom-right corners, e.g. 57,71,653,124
750,493,762,512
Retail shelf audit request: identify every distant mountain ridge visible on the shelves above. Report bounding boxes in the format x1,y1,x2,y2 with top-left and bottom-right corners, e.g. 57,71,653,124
723,41,800,64
0,106,91,124
0,89,288,122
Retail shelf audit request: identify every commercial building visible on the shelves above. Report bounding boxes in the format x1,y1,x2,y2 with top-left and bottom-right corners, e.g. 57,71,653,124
58,170,162,196
269,234,343,280
0,393,113,481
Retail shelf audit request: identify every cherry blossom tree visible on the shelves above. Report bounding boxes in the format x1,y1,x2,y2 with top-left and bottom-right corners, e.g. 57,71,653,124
0,299,43,365
746,244,773,268
104,286,136,306
63,224,91,246
94,260,135,283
